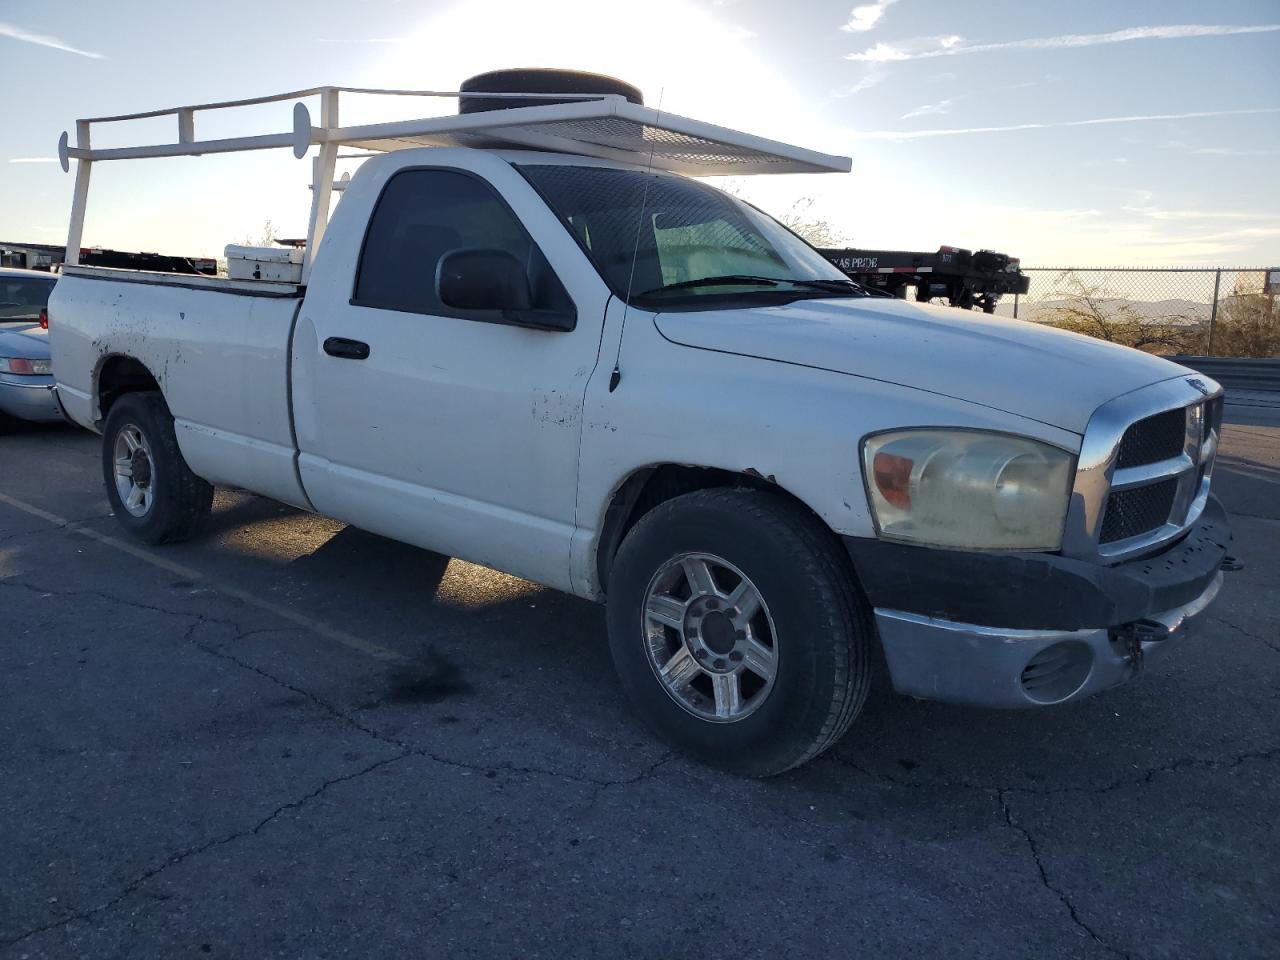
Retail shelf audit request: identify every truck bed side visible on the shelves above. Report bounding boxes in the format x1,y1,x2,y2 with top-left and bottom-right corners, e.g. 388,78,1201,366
49,268,310,510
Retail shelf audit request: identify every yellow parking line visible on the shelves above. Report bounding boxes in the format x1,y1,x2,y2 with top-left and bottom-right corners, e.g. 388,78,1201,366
0,490,407,663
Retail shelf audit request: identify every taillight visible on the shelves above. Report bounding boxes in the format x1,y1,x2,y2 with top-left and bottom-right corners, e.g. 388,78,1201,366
40,308,49,330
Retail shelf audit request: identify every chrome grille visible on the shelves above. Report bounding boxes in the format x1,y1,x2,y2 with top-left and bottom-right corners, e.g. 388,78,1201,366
1204,395,1225,437
1062,376,1223,564
1115,408,1186,468
1099,478,1178,543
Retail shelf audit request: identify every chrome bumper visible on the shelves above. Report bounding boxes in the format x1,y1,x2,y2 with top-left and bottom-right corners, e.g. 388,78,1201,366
0,376,64,423
873,572,1224,708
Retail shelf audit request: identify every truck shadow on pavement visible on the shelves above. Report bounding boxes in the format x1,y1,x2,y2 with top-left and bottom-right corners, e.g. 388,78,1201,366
176,474,1276,796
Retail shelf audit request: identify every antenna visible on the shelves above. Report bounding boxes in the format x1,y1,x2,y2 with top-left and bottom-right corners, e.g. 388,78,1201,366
609,86,665,393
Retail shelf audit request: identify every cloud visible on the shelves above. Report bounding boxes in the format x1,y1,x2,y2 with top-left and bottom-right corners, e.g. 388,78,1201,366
8,157,60,163
847,22,1280,62
0,20,104,58
851,34,963,61
1191,146,1275,156
1160,139,1275,157
1121,204,1277,222
832,72,887,98
841,0,900,33
1136,225,1280,245
852,106,1280,140
901,97,956,119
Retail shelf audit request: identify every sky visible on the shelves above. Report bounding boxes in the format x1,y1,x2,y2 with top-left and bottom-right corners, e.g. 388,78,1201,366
1,0,1277,267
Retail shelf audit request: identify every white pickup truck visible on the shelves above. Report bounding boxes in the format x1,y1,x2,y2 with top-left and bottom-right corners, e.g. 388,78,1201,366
49,74,1234,775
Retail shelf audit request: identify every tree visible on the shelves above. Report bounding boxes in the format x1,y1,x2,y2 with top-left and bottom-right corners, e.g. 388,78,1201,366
715,180,845,247
218,220,279,276
1040,272,1202,355
1207,277,1280,358
774,198,845,248
242,219,277,247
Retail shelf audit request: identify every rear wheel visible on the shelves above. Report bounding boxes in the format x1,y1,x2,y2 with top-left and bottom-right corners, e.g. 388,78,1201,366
606,488,873,777
101,392,212,544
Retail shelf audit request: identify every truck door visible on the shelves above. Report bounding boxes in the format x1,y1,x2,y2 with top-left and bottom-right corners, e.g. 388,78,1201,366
290,161,610,593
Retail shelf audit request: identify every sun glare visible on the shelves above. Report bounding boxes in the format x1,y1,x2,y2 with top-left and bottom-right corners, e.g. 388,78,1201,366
360,0,827,146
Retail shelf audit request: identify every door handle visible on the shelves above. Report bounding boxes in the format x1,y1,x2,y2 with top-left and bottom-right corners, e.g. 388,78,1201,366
323,337,370,360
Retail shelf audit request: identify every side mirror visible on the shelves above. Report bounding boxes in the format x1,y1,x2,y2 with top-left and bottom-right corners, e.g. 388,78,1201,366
437,248,533,312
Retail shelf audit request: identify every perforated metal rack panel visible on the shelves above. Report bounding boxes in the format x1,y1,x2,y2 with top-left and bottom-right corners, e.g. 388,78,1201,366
342,102,851,176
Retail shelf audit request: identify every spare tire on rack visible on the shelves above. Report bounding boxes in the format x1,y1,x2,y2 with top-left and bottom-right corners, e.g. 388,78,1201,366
459,68,644,115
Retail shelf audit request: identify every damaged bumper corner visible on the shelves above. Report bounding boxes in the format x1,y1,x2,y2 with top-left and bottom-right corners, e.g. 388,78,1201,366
872,572,1223,708
843,494,1234,709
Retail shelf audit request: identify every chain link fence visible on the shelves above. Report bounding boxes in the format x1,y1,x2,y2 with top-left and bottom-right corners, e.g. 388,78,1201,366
996,268,1278,358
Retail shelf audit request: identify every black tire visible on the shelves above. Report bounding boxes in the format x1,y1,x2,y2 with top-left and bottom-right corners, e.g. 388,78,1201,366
101,391,212,544
606,488,872,777
459,68,643,114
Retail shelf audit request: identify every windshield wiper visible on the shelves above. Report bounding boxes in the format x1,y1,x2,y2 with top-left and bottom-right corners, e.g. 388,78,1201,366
635,275,793,296
635,274,866,298
786,278,867,295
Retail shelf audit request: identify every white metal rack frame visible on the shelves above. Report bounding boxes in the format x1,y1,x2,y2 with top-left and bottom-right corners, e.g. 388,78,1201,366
58,85,852,281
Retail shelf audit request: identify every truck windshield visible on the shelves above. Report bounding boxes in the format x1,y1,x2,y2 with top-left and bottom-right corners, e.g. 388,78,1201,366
518,164,862,309
0,277,55,322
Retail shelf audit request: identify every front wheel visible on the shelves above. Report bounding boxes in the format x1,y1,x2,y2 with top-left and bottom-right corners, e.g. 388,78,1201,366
606,488,873,777
101,391,213,544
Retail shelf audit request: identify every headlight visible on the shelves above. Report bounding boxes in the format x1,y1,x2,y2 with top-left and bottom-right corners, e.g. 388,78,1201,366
862,430,1075,550
0,357,52,376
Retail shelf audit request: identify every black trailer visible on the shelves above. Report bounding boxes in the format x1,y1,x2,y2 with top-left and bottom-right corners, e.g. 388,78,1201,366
75,248,217,276
818,245,1029,313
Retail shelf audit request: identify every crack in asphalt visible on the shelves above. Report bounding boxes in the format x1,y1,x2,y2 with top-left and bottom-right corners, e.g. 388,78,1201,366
197,625,680,790
5,556,1271,957
1,576,680,948
830,748,1277,960
831,746,1279,798
186,622,404,749
0,578,243,634
1226,510,1280,523
0,513,115,547
998,789,1131,960
4,576,679,790
1209,615,1280,654
0,753,411,949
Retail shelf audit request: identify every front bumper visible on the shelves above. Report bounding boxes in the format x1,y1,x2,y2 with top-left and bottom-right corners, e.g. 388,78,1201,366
873,572,1222,708
845,495,1233,708
0,375,64,423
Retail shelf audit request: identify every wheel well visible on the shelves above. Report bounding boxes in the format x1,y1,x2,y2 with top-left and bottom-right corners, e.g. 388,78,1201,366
595,464,825,594
97,356,160,421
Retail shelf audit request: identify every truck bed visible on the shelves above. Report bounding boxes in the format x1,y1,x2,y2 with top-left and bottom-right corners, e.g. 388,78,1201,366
59,264,302,298
49,267,310,510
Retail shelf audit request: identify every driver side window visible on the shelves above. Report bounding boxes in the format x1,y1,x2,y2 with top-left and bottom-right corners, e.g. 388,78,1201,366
353,168,572,321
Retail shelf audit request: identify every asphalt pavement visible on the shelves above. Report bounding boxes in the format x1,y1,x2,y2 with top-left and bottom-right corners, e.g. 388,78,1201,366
1,399,1277,959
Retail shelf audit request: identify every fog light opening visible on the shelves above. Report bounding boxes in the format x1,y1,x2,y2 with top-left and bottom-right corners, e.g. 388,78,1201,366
1019,641,1094,704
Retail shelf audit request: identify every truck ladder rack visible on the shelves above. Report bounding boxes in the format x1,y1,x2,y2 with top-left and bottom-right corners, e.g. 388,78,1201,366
58,85,851,280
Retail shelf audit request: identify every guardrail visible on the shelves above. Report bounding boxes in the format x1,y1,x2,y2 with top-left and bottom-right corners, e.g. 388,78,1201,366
1169,356,1280,393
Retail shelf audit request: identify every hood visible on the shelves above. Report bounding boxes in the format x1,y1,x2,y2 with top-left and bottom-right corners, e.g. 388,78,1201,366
0,322,51,359
653,297,1189,434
